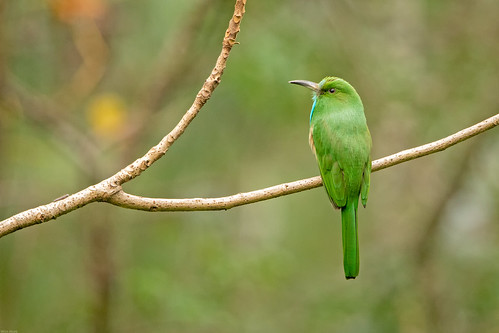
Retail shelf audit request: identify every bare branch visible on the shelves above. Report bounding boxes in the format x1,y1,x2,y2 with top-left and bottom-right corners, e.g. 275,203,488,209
101,113,498,212
1,0,497,239
105,0,246,187
371,113,499,171
0,0,247,238
0,183,106,236
107,177,324,211
1,112,495,238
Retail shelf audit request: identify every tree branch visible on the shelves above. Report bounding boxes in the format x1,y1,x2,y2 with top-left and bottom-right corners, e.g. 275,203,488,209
2,112,497,237
0,0,497,239
105,0,246,187
102,113,498,212
0,0,247,238
371,113,499,171
107,176,324,211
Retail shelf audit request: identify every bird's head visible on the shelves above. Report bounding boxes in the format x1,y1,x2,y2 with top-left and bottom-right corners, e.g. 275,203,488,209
289,76,361,105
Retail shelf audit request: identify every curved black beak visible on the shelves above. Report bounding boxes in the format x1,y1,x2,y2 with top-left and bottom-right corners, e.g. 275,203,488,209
289,80,320,93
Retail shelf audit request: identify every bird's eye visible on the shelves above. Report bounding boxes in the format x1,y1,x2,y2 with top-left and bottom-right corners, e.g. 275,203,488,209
329,88,336,93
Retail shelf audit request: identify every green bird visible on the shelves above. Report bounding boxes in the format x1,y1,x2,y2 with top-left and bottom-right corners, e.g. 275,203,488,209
290,77,372,279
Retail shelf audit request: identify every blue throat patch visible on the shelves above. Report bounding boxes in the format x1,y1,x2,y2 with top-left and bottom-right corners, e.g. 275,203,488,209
309,97,317,123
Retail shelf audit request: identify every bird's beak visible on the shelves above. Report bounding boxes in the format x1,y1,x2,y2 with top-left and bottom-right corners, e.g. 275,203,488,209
289,80,320,93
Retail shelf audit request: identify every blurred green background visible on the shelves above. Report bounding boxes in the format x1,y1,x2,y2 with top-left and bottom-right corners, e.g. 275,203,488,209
1,0,499,332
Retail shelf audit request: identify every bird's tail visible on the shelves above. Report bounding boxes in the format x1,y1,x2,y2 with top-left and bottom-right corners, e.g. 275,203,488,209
341,201,359,279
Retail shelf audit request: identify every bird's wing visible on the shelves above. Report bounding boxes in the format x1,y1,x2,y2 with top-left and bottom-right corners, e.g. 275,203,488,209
360,129,372,207
360,159,370,207
311,121,347,209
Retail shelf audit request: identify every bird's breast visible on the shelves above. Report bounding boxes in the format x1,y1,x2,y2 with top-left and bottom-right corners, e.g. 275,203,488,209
308,125,316,156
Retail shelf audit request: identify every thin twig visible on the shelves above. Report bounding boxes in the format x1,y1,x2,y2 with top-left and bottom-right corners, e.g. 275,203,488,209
371,113,499,171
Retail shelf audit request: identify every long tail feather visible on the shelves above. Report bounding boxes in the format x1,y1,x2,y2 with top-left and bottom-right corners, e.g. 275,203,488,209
341,201,359,279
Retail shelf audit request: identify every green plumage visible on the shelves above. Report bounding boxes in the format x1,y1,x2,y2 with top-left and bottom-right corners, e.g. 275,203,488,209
290,77,372,279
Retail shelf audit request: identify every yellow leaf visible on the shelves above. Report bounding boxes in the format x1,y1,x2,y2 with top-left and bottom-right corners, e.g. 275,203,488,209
86,93,127,139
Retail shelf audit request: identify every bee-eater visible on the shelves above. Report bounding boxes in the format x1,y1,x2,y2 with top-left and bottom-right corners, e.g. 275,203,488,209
290,77,372,279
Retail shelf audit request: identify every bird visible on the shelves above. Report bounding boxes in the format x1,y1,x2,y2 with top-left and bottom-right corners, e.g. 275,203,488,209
290,76,372,279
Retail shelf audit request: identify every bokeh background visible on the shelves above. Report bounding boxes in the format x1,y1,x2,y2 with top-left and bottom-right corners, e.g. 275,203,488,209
1,0,499,332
